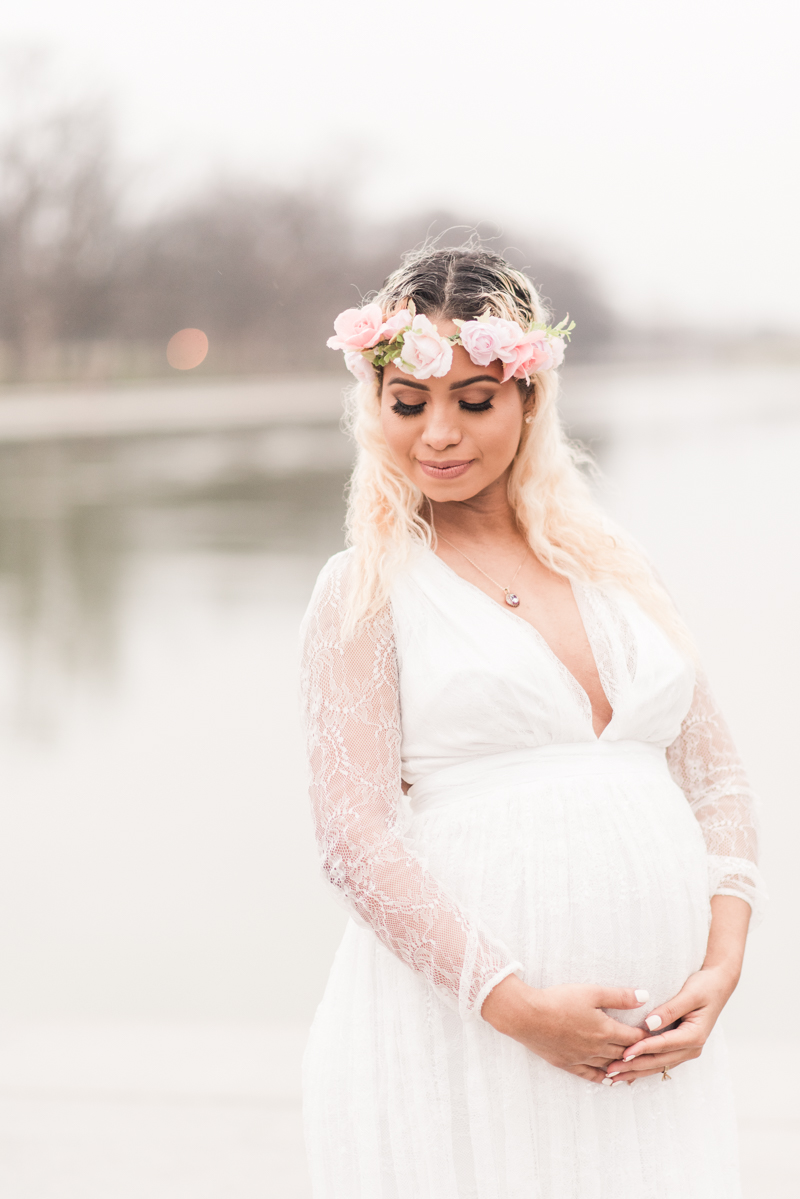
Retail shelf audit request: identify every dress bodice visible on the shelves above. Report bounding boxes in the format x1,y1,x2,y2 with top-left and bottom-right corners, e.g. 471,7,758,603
300,547,765,1020
392,550,696,785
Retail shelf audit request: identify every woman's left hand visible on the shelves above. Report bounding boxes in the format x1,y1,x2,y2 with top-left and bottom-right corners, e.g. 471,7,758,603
605,894,751,1084
603,964,737,1084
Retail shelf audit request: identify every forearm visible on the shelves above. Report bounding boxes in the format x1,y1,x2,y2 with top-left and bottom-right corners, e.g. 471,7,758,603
319,815,520,1015
702,893,751,988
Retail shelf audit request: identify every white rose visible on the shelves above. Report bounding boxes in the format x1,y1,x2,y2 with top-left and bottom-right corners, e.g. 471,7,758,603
344,351,377,384
396,315,453,380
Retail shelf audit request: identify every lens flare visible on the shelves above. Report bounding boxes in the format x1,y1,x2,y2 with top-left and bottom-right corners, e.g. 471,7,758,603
167,328,209,370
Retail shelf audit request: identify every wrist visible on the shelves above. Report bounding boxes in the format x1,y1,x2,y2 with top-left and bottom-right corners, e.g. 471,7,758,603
700,959,741,994
480,973,540,1035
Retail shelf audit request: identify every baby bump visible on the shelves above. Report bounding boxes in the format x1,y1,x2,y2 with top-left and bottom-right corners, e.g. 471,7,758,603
408,745,711,1016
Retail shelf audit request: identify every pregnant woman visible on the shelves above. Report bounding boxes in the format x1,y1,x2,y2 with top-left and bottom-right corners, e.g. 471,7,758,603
300,245,765,1198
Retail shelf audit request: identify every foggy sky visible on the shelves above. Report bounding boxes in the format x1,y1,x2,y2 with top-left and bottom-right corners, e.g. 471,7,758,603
3,0,799,327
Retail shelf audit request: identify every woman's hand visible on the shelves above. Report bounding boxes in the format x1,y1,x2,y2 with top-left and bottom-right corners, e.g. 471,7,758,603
604,895,751,1085
601,964,737,1082
481,974,649,1084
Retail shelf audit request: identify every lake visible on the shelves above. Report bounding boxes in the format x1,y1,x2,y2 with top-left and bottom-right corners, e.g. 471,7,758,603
0,362,797,1196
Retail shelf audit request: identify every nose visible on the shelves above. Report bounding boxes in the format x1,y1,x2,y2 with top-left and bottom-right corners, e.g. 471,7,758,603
421,405,462,451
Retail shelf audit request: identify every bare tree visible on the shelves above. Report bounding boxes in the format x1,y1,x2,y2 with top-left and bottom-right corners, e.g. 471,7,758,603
116,183,359,373
0,53,616,382
0,53,120,379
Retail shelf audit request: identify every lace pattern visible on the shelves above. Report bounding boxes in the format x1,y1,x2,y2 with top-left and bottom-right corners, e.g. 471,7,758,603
572,581,638,707
666,671,767,926
299,555,521,1019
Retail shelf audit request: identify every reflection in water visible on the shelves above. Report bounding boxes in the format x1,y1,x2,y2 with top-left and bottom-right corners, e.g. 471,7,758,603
0,368,796,1034
0,429,351,732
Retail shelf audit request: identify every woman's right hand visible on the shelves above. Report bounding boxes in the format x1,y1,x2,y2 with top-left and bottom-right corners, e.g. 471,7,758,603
481,974,649,1084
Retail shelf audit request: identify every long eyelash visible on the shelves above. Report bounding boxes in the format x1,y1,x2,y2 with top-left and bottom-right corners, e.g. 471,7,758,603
459,399,494,412
391,399,426,417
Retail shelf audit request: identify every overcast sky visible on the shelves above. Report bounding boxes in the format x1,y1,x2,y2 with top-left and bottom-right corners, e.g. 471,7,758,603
3,0,799,326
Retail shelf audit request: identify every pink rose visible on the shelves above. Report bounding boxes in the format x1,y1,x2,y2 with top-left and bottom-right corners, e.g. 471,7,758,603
379,309,413,343
344,351,376,384
396,315,453,379
458,316,527,367
482,317,526,363
457,320,506,366
503,331,564,382
327,303,384,352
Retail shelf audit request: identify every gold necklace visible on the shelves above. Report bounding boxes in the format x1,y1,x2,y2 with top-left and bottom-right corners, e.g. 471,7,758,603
434,529,529,608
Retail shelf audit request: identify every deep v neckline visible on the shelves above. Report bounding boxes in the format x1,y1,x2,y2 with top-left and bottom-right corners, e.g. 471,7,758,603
426,548,615,741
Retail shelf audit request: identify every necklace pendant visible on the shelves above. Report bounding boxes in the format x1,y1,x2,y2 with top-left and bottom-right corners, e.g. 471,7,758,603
504,591,521,608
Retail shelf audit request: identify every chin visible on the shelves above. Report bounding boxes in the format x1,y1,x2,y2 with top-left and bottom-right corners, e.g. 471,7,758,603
418,478,485,502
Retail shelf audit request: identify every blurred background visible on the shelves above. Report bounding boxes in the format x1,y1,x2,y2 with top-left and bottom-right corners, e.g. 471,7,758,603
0,2,797,1196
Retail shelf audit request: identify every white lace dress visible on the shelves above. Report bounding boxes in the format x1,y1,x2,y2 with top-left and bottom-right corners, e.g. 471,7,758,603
299,547,766,1199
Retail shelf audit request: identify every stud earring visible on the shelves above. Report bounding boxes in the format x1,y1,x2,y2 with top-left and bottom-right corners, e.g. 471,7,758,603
524,413,533,424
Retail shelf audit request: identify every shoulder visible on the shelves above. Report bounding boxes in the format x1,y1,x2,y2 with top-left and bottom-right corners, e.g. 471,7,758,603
305,545,431,620
299,549,353,633
300,550,352,662
305,548,355,609
300,549,399,691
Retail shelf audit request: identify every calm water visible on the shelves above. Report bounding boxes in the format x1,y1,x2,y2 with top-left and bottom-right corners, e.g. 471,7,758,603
0,365,797,1038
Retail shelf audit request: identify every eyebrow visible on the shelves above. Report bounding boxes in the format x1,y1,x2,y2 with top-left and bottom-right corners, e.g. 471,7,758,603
449,375,501,390
387,378,429,391
387,374,500,392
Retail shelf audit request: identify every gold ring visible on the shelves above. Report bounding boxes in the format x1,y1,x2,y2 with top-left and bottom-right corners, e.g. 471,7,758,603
661,1067,671,1081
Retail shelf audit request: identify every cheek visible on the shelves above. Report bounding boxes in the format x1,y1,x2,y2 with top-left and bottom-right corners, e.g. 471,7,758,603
478,412,524,469
380,404,413,463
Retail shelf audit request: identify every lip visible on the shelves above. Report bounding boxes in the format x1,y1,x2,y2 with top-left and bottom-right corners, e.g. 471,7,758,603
417,459,475,479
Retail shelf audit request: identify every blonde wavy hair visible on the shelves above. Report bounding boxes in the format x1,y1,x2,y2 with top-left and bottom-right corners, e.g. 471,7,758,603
341,243,692,655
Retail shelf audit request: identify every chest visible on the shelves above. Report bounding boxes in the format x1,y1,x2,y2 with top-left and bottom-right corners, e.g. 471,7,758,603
434,548,612,733
390,552,695,773
510,567,610,728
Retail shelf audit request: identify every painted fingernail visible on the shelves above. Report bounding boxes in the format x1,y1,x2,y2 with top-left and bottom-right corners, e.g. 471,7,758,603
606,1070,620,1077
634,989,649,1003
611,1079,627,1087
601,1076,613,1086
623,1054,636,1062
645,1014,662,1031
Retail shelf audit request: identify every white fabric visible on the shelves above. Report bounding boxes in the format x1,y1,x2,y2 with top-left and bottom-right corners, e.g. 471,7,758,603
300,547,765,1199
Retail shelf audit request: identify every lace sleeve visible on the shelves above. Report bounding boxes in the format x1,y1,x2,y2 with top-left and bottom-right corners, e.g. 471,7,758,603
299,556,522,1020
665,671,767,928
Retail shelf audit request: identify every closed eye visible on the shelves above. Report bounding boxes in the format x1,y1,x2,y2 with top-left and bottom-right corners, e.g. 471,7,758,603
391,395,495,417
459,398,494,412
391,399,426,417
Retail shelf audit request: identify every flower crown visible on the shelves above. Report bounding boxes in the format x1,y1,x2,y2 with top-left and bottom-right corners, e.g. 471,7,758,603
327,300,574,385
